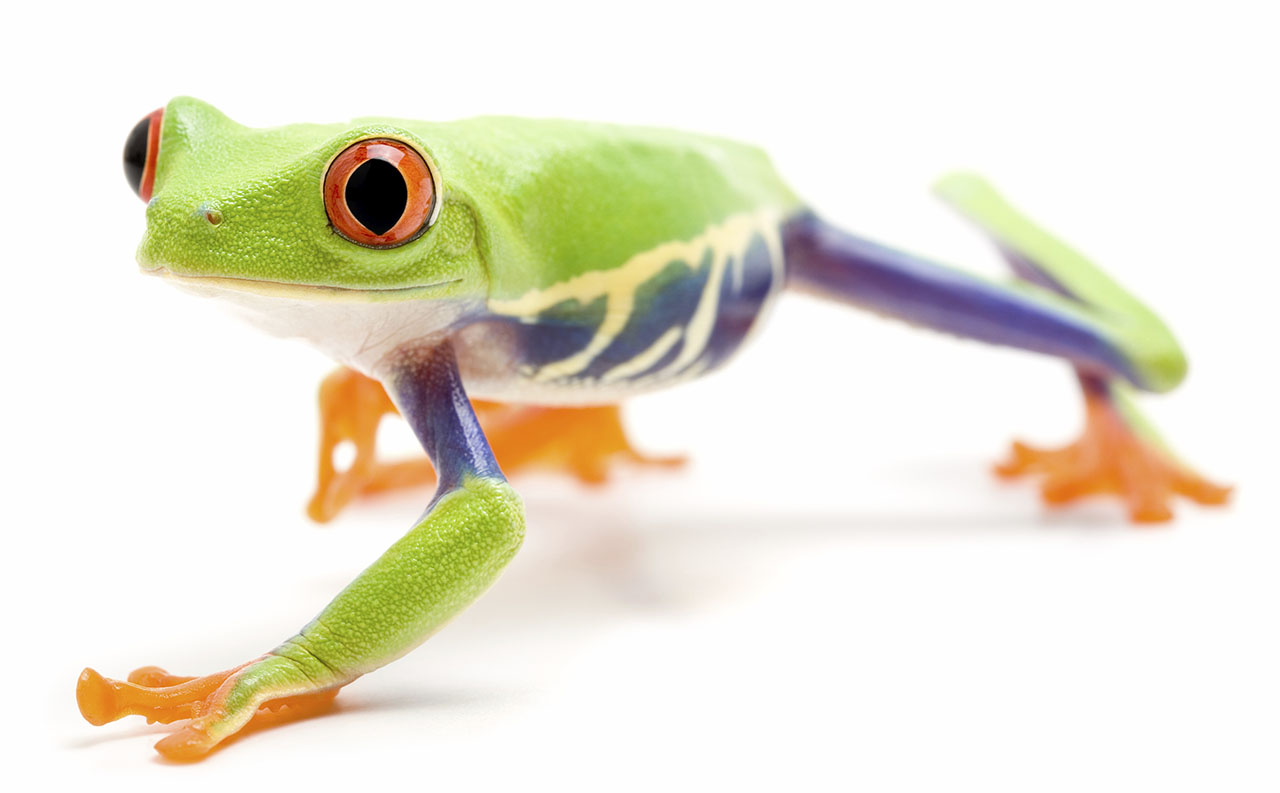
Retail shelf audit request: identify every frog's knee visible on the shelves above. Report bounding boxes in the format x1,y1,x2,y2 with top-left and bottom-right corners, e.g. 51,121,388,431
1117,329,1188,393
1138,345,1188,393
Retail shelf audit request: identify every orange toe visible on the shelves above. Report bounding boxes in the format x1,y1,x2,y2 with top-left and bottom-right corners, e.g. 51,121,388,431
253,689,341,724
79,658,348,762
127,666,197,687
154,723,217,762
76,664,247,726
308,367,399,523
76,669,120,726
151,688,341,762
1170,467,1234,506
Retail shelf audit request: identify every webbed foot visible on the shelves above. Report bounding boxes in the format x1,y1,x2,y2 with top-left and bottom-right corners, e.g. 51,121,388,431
309,367,683,522
476,401,686,485
307,366,400,523
77,657,345,761
996,379,1232,523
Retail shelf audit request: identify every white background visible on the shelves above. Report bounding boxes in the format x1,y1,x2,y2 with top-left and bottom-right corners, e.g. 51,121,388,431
4,1,1277,790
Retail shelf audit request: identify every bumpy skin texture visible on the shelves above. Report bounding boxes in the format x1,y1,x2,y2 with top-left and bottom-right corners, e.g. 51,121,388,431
80,99,1228,761
79,338,525,761
84,99,809,760
141,98,800,296
280,475,525,677
782,175,1229,521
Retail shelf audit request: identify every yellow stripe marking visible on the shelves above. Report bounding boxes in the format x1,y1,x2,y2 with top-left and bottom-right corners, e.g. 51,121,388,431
488,208,782,382
600,326,683,383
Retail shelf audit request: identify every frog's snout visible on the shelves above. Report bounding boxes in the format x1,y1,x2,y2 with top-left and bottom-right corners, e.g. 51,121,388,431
124,108,163,203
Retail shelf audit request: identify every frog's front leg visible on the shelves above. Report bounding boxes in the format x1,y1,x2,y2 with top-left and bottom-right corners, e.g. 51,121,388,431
783,174,1230,522
78,341,525,760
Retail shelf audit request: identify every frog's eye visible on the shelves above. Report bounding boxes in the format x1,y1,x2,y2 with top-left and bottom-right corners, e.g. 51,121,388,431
124,108,163,202
324,138,437,248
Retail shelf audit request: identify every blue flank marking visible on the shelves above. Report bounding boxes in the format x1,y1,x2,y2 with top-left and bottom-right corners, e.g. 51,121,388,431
700,234,776,372
479,228,781,386
579,253,711,379
501,295,607,369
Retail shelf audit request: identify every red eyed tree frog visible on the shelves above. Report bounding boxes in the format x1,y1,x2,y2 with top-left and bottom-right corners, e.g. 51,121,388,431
78,98,1230,761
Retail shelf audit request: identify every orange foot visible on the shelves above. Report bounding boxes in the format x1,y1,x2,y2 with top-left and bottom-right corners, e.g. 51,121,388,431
308,367,684,523
76,663,341,761
995,385,1232,523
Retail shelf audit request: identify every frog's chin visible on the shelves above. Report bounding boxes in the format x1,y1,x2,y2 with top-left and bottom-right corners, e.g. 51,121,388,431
143,267,478,373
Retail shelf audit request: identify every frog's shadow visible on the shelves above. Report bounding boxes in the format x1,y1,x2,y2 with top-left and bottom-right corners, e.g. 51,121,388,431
344,463,1126,653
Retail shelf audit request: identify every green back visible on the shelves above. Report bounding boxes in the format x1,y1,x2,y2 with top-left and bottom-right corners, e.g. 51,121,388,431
414,115,801,299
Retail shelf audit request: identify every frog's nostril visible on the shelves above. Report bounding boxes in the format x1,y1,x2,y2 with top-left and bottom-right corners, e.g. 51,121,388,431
124,108,164,202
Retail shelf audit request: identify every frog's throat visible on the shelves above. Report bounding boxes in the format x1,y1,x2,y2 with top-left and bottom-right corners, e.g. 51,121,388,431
143,267,478,373
142,267,462,303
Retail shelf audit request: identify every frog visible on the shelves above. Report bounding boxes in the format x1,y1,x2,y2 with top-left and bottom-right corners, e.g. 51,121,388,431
78,97,1230,761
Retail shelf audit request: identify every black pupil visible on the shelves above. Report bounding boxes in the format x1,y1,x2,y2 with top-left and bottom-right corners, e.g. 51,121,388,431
345,158,408,235
123,115,150,196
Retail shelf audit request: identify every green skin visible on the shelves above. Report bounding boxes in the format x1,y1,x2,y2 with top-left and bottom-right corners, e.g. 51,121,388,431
103,97,1196,756
142,98,800,298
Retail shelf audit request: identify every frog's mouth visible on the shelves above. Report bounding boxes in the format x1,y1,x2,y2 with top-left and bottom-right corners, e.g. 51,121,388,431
143,267,462,303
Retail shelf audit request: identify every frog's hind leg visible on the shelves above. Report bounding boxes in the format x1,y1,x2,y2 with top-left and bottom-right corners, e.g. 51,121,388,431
783,174,1230,522
933,174,1231,522
308,368,681,522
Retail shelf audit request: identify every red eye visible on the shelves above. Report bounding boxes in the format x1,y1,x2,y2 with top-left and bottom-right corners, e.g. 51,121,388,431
124,108,163,202
323,138,436,248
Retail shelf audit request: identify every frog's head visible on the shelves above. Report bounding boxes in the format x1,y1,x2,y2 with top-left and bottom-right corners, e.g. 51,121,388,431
122,97,486,364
